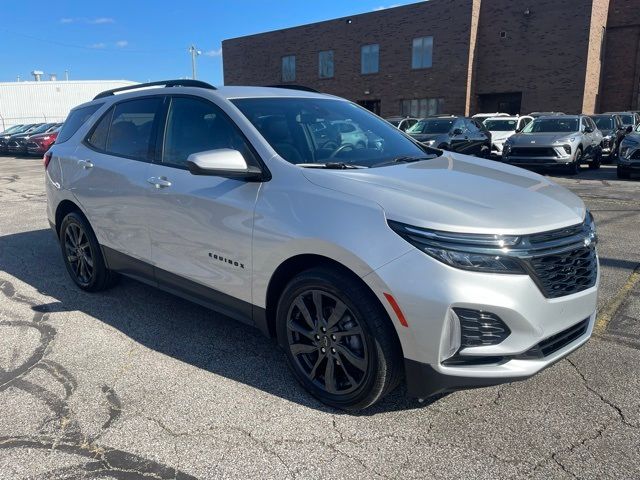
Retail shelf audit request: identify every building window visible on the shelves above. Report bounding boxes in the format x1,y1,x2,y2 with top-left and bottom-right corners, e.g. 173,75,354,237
401,97,444,117
412,36,433,69
282,55,296,82
361,44,379,74
319,50,334,78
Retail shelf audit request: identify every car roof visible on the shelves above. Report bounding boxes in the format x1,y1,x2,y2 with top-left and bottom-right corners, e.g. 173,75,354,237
485,116,520,121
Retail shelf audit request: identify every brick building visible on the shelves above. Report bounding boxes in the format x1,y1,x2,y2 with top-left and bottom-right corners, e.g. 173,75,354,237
222,0,640,117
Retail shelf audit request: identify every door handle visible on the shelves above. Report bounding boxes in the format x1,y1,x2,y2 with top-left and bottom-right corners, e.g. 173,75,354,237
147,176,172,189
77,160,94,169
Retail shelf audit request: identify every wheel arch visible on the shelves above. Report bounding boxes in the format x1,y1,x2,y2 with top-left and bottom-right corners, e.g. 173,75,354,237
263,253,404,357
54,199,87,237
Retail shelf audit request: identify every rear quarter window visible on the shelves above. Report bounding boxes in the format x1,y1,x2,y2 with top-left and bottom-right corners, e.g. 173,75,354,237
57,103,103,144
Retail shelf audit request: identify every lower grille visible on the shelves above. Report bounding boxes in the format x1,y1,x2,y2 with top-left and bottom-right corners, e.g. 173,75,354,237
631,149,640,160
510,147,557,157
518,318,589,359
527,246,597,298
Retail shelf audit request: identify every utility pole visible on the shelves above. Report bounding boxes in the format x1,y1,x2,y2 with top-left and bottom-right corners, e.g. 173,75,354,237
188,45,202,79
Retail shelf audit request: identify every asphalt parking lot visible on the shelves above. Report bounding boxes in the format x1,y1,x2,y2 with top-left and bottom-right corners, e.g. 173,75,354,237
1,156,639,479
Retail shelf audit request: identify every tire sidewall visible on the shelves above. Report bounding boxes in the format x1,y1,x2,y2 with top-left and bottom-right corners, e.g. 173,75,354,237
59,212,107,291
276,270,389,409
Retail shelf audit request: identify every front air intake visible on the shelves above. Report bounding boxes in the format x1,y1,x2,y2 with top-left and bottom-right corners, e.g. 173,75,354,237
453,308,511,348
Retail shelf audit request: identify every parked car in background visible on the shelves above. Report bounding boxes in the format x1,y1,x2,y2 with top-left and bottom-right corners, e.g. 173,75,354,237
472,112,509,121
385,116,418,132
6,123,60,155
26,126,61,156
503,115,602,174
604,112,640,129
406,116,491,157
483,116,533,158
0,124,25,136
617,124,640,179
0,123,42,154
46,80,599,410
529,112,565,118
589,114,628,161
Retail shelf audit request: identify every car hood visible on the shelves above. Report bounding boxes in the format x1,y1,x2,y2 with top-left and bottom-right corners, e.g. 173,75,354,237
302,152,585,234
599,129,613,136
489,131,514,142
29,131,57,140
508,132,579,146
408,133,447,143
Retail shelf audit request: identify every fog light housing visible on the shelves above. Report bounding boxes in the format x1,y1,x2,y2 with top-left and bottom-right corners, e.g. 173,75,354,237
440,309,462,361
562,144,572,155
453,308,511,348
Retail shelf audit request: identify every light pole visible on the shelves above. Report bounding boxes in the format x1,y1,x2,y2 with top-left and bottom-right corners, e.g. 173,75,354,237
189,45,202,80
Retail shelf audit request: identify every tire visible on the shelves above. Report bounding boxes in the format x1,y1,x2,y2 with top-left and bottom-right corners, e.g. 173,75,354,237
276,267,403,411
567,148,582,175
59,212,118,292
589,149,601,170
617,167,631,179
480,145,491,159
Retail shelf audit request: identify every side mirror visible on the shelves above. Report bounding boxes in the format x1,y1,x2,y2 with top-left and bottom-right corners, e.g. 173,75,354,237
452,128,463,136
515,127,522,133
584,126,593,133
626,125,633,133
186,149,264,181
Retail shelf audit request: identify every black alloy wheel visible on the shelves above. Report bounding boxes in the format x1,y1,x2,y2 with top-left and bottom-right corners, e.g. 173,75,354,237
277,268,402,410
286,289,368,395
59,212,117,292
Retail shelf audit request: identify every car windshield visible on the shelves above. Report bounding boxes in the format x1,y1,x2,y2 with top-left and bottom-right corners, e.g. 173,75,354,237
407,118,455,134
2,125,24,135
592,117,613,130
232,98,431,168
483,119,517,131
522,118,579,133
618,114,634,125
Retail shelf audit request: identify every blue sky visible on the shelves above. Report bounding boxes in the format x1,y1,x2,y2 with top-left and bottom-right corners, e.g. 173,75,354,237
0,1,416,85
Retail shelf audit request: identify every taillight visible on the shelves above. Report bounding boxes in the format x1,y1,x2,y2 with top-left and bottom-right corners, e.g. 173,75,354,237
43,151,52,169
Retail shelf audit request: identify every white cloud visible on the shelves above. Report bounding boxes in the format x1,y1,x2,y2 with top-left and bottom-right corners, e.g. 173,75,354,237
60,17,115,25
373,3,400,10
204,48,222,57
89,42,106,49
89,17,115,24
115,40,128,48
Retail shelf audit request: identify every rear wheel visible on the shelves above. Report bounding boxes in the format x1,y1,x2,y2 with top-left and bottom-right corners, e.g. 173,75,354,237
59,212,117,292
617,167,631,179
589,149,601,170
276,267,402,410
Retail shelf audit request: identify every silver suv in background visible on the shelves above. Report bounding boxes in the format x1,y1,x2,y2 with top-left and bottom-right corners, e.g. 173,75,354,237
503,115,603,174
45,80,599,410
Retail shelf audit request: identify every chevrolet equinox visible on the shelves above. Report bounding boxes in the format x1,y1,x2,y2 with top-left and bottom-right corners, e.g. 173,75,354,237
45,80,599,410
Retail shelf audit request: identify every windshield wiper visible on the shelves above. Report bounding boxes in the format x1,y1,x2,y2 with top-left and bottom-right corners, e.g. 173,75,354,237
373,155,436,167
297,162,367,169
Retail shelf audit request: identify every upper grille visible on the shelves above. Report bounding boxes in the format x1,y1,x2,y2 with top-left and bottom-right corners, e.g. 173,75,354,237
527,246,597,298
510,147,557,157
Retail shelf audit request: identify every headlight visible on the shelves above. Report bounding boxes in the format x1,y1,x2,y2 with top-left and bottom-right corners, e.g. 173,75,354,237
388,221,525,274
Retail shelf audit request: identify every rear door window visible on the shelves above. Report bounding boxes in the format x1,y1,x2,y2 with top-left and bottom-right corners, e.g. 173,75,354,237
57,103,103,143
105,98,163,161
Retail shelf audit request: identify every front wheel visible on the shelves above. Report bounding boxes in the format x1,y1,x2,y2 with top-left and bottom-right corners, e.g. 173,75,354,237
567,149,582,175
276,268,402,410
589,149,601,170
59,212,117,292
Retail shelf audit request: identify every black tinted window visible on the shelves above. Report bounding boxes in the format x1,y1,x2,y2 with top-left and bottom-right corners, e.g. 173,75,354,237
162,96,254,167
106,98,162,161
57,104,102,143
86,108,113,150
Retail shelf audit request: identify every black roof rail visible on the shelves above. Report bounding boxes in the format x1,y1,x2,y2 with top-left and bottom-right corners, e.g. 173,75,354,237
93,79,217,100
265,84,320,93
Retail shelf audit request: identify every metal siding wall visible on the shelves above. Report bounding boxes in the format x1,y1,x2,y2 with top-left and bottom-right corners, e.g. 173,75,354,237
0,80,136,130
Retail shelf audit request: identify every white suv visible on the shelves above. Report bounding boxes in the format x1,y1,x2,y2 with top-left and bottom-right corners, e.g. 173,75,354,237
45,80,599,410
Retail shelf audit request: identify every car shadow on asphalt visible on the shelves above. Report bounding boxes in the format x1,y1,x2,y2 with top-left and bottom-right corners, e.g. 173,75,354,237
0,228,441,415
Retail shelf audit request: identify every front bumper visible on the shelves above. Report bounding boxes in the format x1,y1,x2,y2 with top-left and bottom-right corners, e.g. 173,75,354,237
7,142,28,154
618,144,640,169
364,248,598,398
